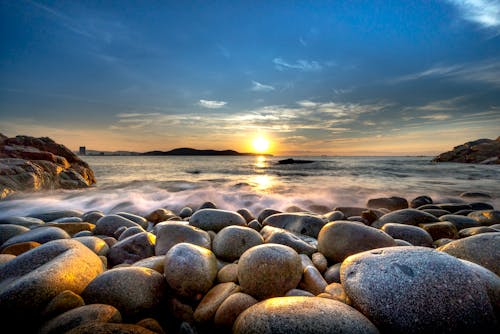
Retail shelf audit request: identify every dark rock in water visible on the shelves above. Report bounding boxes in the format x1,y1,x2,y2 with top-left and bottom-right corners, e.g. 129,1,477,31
468,210,500,225
257,208,282,223
261,212,327,238
460,191,492,199
366,196,408,211
371,209,439,229
277,158,315,164
469,202,494,211
381,223,433,247
432,137,500,164
410,195,433,208
0,134,96,199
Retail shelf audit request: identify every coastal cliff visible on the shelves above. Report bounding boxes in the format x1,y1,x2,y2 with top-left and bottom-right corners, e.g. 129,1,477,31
432,137,500,164
0,134,95,199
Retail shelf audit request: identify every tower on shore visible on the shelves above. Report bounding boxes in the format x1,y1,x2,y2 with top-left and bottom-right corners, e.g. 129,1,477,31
79,146,86,155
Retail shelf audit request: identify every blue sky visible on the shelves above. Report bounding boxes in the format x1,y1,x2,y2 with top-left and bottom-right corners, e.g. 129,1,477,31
1,0,499,155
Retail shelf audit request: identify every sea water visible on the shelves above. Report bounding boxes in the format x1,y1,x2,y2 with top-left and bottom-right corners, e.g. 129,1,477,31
0,155,498,218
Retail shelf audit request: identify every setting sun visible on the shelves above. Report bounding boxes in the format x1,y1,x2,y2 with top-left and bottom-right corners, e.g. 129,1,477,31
252,136,270,153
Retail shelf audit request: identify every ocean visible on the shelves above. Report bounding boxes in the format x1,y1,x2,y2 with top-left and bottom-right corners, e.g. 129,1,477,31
0,155,499,218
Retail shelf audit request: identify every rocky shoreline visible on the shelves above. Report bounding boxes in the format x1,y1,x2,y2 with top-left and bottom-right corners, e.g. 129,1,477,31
433,137,500,164
0,194,499,333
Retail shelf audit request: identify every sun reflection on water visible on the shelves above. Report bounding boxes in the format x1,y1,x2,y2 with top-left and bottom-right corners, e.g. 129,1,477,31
252,174,274,191
255,155,267,168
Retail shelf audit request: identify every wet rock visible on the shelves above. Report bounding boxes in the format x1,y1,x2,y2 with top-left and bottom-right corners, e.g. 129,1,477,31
257,208,282,223
437,203,472,213
341,246,497,333
154,221,211,255
193,282,240,322
332,206,367,217
285,288,315,297
179,207,193,218
0,216,45,228
131,255,165,274
28,210,84,222
164,243,217,299
199,201,217,210
318,221,395,263
189,209,246,232
107,232,156,267
371,208,439,228
0,224,29,246
73,236,109,256
81,211,104,225
237,208,255,223
1,241,41,255
367,196,408,211
299,265,328,295
260,225,316,256
458,226,499,238
144,208,177,224
234,296,379,334
40,290,85,320
212,225,264,262
0,226,70,250
323,210,345,222
439,214,481,230
213,292,258,329
468,210,500,225
238,244,302,300
311,252,328,273
44,222,95,236
94,215,142,237
420,221,458,240
381,223,433,247
247,219,261,231
460,191,492,199
410,195,433,208
217,263,238,283
262,212,326,238
437,232,500,275
116,212,148,229
324,263,342,284
421,209,451,217
81,267,165,320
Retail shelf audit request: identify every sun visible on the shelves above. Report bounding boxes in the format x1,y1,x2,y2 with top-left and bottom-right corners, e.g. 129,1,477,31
252,136,270,153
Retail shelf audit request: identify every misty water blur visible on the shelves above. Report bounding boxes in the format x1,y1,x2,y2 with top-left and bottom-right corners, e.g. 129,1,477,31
0,155,498,219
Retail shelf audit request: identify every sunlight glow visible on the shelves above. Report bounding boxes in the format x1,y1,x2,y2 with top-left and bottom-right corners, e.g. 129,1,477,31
252,136,270,153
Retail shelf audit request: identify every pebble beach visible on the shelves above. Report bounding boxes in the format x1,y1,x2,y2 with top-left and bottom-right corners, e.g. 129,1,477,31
0,193,499,333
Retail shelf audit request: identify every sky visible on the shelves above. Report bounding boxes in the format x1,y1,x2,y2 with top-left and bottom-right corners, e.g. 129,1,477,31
1,0,499,156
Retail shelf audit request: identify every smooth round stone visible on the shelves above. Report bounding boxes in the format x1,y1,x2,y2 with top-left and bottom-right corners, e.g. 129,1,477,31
237,208,255,223
73,236,109,256
460,192,491,199
257,208,281,223
437,232,500,275
433,238,454,247
468,210,500,225
459,259,500,314
214,292,258,329
132,255,165,273
198,201,217,210
65,322,156,334
41,290,85,320
459,226,498,238
42,222,94,236
318,221,396,263
439,214,481,230
234,296,379,334
469,202,494,211
108,232,156,267
189,209,246,232
155,221,211,256
238,244,302,300
371,209,439,229
144,208,177,223
341,246,497,333
247,219,261,231
81,267,165,320
421,209,451,217
213,226,264,262
381,223,433,247
0,224,29,246
260,225,316,256
116,212,148,229
285,288,315,297
94,214,142,237
0,216,45,228
217,263,238,283
299,265,328,295
81,211,104,225
324,263,341,284
332,206,367,217
0,254,15,264
193,282,240,322
1,241,41,255
0,226,70,250
410,195,433,208
179,207,193,218
323,210,345,222
367,196,408,211
311,252,328,273
324,282,350,304
118,226,145,241
164,243,217,299
420,221,458,240
28,210,83,222
261,213,326,238
39,304,122,334
0,239,103,324
52,216,83,223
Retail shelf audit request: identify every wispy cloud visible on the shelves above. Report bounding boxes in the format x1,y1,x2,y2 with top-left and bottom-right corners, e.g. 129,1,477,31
198,99,227,109
419,114,452,120
446,0,500,32
116,112,161,118
273,58,322,71
251,81,275,92
393,59,500,85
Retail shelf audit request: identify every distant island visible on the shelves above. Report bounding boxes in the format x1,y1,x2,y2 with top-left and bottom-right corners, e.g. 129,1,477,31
432,137,499,164
81,147,272,157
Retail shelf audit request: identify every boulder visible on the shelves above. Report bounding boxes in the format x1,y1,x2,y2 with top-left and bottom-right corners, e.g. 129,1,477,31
432,137,500,164
260,225,316,256
381,223,433,247
189,209,246,232
262,212,326,238
366,196,408,211
371,209,439,228
154,221,211,255
212,225,264,262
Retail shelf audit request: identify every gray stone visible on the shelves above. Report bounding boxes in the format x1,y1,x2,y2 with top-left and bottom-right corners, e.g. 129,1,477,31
262,213,326,238
260,225,316,256
381,223,433,247
0,216,45,227
154,221,211,255
73,236,109,256
340,246,497,333
164,243,217,299
107,232,156,267
81,267,165,320
179,207,193,218
189,209,246,232
468,210,500,225
459,226,499,238
81,211,104,225
323,210,345,222
118,226,146,241
234,296,379,334
318,221,395,263
371,209,439,229
212,225,263,261
410,195,432,208
40,290,85,320
439,214,481,230
257,208,281,223
94,214,142,237
324,263,341,284
0,226,70,250
237,208,255,223
437,232,500,275
28,209,83,222
367,196,408,211
0,224,29,246
420,221,458,240
116,212,148,229
238,244,302,300
213,292,258,329
193,282,240,322
0,239,103,328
